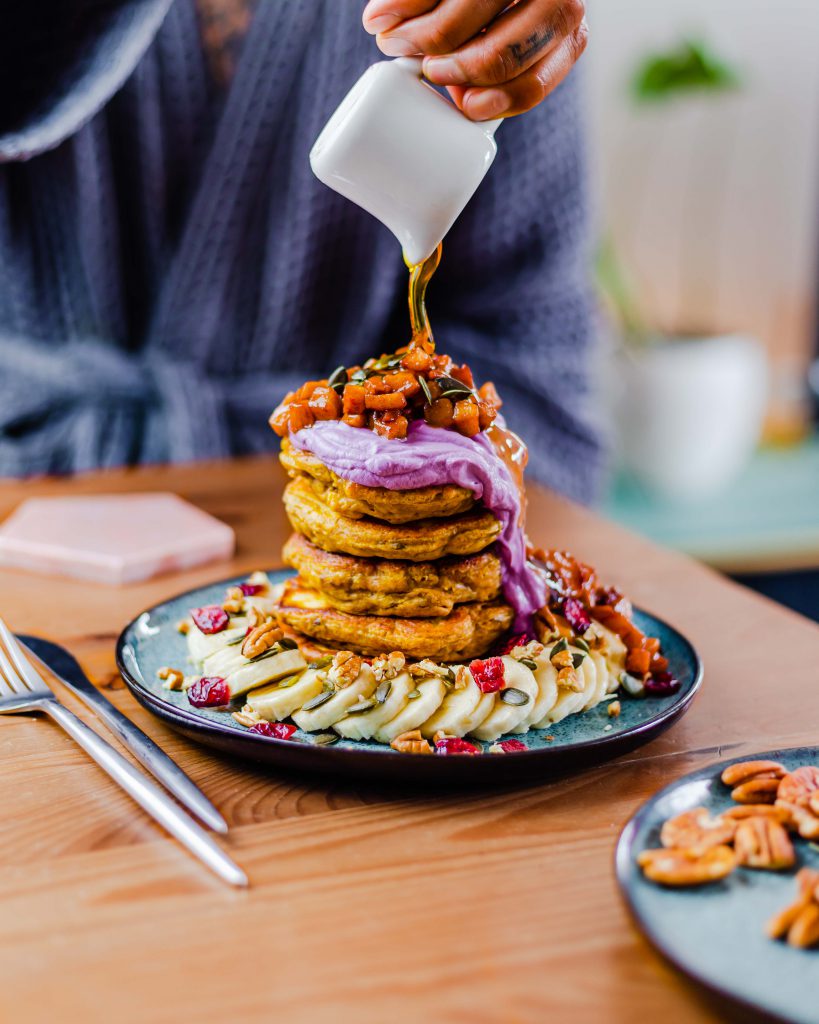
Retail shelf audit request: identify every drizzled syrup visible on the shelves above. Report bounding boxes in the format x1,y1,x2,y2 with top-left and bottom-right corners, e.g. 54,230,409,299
487,423,529,524
405,242,442,349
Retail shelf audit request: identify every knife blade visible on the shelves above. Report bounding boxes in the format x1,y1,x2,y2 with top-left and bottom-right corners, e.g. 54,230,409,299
20,635,228,834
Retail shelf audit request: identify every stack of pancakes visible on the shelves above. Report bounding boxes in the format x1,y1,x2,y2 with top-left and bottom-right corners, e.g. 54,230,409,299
276,439,515,661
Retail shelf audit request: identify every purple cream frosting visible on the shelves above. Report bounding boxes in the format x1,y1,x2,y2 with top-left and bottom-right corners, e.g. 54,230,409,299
288,419,546,633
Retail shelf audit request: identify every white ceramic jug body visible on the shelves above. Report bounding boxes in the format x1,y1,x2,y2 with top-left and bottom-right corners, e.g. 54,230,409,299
310,57,501,266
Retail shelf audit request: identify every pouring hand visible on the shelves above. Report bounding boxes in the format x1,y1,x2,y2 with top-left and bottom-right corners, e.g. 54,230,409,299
362,0,588,121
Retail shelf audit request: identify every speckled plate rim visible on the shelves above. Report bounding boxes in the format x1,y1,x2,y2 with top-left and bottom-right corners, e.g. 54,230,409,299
614,750,818,1024
115,569,704,784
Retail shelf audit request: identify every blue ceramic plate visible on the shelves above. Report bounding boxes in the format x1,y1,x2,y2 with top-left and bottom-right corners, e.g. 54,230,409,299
617,747,819,1024
116,569,702,784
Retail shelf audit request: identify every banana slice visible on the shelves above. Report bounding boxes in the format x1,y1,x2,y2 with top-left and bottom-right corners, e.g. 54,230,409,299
469,658,538,742
373,676,447,744
596,624,627,682
187,622,247,663
245,667,324,721
512,656,558,734
335,670,415,740
582,651,609,711
292,664,377,732
221,649,306,699
533,651,594,728
421,674,494,738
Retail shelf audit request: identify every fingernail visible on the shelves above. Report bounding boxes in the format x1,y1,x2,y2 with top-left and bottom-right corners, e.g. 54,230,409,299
423,56,467,85
465,88,511,120
363,13,401,34
377,35,417,57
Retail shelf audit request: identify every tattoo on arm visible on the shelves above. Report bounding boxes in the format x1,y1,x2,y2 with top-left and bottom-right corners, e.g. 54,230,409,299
509,27,555,67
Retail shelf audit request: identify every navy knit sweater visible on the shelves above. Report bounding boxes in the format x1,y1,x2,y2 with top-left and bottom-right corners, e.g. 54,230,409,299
0,0,602,502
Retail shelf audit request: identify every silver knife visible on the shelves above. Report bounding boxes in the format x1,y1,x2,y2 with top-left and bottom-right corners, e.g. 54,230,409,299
20,635,228,834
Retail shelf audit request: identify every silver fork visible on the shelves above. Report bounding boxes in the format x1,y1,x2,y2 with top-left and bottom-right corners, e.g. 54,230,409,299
0,619,247,887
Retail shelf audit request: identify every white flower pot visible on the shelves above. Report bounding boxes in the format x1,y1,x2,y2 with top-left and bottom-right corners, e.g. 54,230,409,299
616,334,768,502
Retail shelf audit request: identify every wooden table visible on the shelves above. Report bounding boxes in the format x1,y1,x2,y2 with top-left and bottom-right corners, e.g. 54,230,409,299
1,457,817,1023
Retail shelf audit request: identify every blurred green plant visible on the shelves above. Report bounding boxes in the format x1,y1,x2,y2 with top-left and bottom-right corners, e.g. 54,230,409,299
632,38,741,103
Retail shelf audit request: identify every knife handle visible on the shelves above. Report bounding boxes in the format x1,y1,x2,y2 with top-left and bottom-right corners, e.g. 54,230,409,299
43,699,246,887
84,693,230,834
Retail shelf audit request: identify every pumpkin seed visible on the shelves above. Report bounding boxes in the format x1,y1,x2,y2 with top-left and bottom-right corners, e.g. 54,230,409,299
571,652,586,669
277,637,298,650
518,658,538,671
351,368,368,384
574,637,590,654
308,656,333,670
375,680,392,704
500,687,530,706
276,670,306,690
247,647,281,664
550,638,568,659
225,634,246,647
435,374,474,399
418,375,433,404
406,688,422,700
345,698,375,716
313,733,339,746
302,689,334,711
328,365,347,395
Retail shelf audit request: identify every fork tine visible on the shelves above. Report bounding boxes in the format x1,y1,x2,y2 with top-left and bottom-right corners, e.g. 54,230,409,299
0,619,47,694
0,638,28,694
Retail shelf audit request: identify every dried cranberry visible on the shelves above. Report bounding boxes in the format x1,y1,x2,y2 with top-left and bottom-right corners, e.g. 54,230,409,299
435,737,481,756
239,583,264,596
563,597,591,634
500,633,533,655
469,656,506,693
191,605,229,634
496,739,527,753
187,677,230,708
249,721,297,740
644,671,680,697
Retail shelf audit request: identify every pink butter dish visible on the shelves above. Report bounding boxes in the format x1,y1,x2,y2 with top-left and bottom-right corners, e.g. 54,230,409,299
0,493,235,585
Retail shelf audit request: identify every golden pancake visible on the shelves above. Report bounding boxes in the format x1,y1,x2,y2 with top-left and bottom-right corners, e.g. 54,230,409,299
283,532,502,617
283,476,501,561
277,578,514,661
280,439,475,524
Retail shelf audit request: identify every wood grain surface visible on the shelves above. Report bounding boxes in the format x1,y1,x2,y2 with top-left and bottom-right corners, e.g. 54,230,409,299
1,457,817,1024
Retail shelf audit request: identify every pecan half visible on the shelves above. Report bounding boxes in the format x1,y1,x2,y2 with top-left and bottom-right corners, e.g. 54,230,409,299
157,666,185,691
734,817,795,870
390,729,432,755
721,759,786,788
660,808,736,855
721,804,793,825
767,870,819,948
638,845,737,887
777,800,819,841
241,621,283,659
731,777,782,804
777,765,819,808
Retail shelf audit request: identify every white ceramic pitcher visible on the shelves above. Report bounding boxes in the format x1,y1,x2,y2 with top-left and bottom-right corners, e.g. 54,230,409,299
310,57,502,266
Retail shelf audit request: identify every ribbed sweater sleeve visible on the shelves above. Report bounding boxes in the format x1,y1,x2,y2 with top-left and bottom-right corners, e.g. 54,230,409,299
0,0,172,161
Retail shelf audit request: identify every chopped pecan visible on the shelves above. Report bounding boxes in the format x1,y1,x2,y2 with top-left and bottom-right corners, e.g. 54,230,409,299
607,700,621,718
372,651,406,682
241,620,283,659
637,845,736,887
222,586,245,615
175,619,190,635
409,659,451,680
328,650,362,688
453,665,470,690
390,729,433,755
232,710,262,728
157,666,185,691
511,640,545,660
721,760,786,788
660,808,736,855
734,816,795,870
551,648,574,671
557,666,582,691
